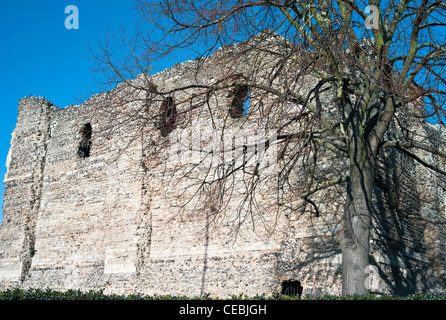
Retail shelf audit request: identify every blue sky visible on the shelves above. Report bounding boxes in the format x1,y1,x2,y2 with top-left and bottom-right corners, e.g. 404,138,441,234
0,1,150,224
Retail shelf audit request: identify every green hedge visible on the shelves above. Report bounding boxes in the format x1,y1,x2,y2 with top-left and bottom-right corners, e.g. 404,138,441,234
0,288,445,300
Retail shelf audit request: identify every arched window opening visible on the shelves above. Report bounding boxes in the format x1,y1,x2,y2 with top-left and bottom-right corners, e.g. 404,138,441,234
159,97,177,137
229,84,250,118
77,123,92,158
281,280,303,297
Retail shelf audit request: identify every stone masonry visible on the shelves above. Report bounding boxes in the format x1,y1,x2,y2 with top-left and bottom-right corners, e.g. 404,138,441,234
0,38,445,297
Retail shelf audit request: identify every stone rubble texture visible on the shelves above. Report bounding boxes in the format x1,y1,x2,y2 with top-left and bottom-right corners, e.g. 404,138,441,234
0,38,445,297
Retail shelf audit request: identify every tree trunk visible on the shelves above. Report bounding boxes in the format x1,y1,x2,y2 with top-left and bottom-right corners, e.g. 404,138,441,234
341,155,374,295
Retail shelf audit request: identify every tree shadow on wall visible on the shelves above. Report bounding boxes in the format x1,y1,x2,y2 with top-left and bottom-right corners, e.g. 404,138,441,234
371,146,441,295
269,144,446,296
271,216,343,296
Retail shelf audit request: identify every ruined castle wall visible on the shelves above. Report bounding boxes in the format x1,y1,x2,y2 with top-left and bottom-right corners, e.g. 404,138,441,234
0,95,146,290
0,97,54,283
371,123,446,294
0,42,445,296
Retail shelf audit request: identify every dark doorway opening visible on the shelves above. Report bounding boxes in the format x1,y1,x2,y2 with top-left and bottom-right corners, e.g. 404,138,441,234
281,280,303,297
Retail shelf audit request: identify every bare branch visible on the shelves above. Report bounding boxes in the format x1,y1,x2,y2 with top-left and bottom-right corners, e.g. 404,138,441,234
300,176,348,198
381,140,446,159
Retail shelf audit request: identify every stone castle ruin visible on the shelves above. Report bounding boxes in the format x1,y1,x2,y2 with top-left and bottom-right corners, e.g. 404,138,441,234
0,35,445,296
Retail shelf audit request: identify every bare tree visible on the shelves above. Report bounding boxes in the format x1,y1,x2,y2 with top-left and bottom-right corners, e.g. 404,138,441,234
88,0,446,295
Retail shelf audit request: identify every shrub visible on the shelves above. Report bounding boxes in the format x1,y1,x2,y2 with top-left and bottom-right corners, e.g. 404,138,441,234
0,288,445,300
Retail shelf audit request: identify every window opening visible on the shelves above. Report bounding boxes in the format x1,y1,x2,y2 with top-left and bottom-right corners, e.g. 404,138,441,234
77,123,92,158
159,97,177,137
229,85,250,118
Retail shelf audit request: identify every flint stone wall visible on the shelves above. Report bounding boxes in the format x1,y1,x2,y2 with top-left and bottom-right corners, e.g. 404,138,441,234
0,45,445,296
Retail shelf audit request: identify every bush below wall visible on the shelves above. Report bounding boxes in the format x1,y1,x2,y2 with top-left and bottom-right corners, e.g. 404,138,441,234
0,288,445,300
